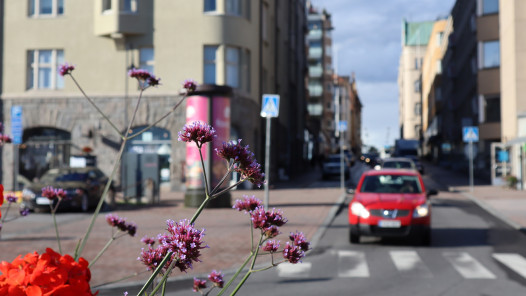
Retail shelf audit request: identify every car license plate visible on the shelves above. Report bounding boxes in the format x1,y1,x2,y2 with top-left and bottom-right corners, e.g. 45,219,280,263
36,197,51,205
378,220,401,228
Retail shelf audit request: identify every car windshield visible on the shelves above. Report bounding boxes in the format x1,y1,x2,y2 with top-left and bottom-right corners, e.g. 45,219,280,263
360,174,422,193
383,161,413,169
326,155,343,163
40,170,89,183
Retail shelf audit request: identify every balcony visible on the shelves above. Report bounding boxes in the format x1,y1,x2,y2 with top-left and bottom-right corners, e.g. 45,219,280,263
94,0,149,38
309,65,323,78
307,103,323,117
308,47,323,59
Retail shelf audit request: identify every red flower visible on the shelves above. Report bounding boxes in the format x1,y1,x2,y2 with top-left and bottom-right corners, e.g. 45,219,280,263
0,248,97,295
0,184,4,219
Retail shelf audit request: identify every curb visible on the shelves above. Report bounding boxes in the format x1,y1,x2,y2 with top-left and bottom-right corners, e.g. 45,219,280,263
309,192,349,251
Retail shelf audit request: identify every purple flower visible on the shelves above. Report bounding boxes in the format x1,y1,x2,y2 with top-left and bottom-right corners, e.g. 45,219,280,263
138,244,172,272
193,278,207,292
283,242,305,264
106,214,137,237
250,206,288,235
147,75,161,87
41,186,65,200
261,240,280,253
141,236,156,246
215,139,266,187
183,79,197,93
233,195,262,213
178,121,217,148
128,68,152,80
289,231,310,251
208,270,224,288
0,134,12,144
58,62,75,76
19,207,30,217
6,194,17,203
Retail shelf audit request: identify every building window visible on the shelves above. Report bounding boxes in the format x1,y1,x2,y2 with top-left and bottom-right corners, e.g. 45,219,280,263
436,32,443,46
204,46,218,84
204,0,216,12
484,97,500,122
241,49,251,92
29,0,64,17
140,48,154,73
226,47,240,88
262,4,268,41
226,0,241,16
102,0,111,12
482,0,499,15
27,49,64,90
414,79,421,93
123,0,138,13
414,102,422,116
480,40,500,68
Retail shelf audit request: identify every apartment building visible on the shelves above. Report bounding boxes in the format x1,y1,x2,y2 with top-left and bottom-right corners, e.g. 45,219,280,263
421,19,447,160
0,0,309,192
306,3,335,157
398,19,434,143
334,75,362,155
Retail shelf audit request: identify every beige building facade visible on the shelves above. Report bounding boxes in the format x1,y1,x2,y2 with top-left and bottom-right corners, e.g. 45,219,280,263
1,0,308,191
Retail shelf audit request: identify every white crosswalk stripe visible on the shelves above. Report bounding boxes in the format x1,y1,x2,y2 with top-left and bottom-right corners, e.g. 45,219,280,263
492,253,526,279
337,250,370,277
390,250,433,278
277,262,312,278
275,250,526,280
443,252,496,279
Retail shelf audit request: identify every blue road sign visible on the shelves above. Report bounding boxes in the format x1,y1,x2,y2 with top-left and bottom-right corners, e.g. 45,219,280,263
11,106,23,144
260,94,280,118
463,126,479,142
338,120,348,132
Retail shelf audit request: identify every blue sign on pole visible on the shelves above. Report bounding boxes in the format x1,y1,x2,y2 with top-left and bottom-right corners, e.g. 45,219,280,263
462,126,479,143
260,94,280,118
11,106,23,144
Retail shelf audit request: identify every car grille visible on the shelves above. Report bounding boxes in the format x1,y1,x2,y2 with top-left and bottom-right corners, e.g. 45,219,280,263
370,226,410,236
370,209,410,218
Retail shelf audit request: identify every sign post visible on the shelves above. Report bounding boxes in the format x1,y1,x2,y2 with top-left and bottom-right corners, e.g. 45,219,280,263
261,94,280,210
11,106,23,191
338,120,348,193
463,126,479,193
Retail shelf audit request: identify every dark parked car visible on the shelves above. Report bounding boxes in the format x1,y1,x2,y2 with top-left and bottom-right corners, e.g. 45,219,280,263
21,167,115,213
322,154,351,180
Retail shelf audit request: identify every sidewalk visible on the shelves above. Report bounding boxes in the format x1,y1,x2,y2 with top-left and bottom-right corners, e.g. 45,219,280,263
0,165,348,294
423,161,526,232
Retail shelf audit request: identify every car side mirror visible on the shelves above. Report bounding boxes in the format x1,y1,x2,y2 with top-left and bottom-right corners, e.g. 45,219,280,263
426,189,438,198
346,188,355,195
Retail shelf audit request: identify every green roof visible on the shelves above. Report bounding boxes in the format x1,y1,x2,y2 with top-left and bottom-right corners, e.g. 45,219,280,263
403,20,434,46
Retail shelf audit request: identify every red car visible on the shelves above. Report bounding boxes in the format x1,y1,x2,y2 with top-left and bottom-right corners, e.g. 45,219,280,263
348,169,437,245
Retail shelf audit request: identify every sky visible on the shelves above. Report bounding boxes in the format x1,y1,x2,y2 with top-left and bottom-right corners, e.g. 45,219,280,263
314,0,456,150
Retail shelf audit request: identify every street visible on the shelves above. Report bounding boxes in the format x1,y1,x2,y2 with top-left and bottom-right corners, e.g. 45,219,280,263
145,163,526,296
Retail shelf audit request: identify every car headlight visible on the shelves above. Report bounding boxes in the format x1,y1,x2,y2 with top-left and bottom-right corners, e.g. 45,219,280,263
22,188,36,200
413,203,429,217
351,202,370,219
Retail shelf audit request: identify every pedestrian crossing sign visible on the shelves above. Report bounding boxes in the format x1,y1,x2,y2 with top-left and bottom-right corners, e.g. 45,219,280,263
260,94,280,118
463,126,479,142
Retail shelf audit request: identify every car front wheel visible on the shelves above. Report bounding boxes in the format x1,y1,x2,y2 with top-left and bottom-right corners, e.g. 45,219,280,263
349,228,360,244
80,193,89,213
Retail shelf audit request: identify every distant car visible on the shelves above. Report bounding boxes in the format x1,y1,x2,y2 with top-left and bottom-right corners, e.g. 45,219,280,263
374,157,417,171
322,154,350,180
348,169,437,245
360,152,380,168
21,167,115,213
404,155,425,175
344,150,357,166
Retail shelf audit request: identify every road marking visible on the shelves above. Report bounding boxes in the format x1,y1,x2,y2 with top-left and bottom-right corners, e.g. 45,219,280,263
492,253,526,279
338,250,370,277
444,252,496,279
277,262,311,278
390,250,433,277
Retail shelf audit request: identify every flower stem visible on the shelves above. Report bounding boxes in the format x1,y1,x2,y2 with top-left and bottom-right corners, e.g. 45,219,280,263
190,196,210,225
216,252,254,296
210,179,245,199
198,147,210,198
136,251,173,296
69,74,123,139
88,231,122,268
0,203,11,224
229,235,263,295
210,161,235,195
51,201,62,254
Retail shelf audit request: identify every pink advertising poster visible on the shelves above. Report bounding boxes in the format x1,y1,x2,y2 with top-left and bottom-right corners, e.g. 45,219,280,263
185,96,209,189
211,97,231,188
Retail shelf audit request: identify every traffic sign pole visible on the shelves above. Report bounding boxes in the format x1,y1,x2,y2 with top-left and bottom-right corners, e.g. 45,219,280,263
260,94,279,210
469,140,473,193
264,117,271,210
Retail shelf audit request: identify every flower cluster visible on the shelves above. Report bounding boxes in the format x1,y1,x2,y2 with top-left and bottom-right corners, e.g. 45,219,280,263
233,194,262,213
128,68,160,87
0,248,95,295
5,193,17,203
261,240,280,253
192,270,224,293
183,79,197,93
215,140,265,187
0,185,3,219
106,214,137,237
178,121,217,148
41,186,67,200
139,219,207,273
0,123,11,145
282,232,309,264
58,62,75,76
250,207,288,237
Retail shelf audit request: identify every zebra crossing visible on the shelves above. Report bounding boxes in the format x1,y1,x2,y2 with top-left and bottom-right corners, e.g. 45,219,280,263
276,249,526,281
